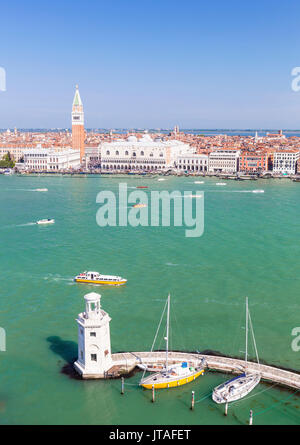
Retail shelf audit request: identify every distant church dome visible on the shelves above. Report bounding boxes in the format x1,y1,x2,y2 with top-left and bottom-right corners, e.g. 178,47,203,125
140,134,152,142
127,136,138,142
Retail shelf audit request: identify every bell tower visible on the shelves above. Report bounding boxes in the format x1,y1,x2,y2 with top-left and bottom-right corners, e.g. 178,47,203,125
74,292,113,378
72,84,85,163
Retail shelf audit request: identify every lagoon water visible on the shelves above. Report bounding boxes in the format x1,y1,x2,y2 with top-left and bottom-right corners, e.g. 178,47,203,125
0,174,300,425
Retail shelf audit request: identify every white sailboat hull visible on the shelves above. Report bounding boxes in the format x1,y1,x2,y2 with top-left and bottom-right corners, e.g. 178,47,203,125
212,372,261,404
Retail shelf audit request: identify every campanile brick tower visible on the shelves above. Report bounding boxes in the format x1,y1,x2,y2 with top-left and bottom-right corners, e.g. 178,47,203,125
72,85,85,162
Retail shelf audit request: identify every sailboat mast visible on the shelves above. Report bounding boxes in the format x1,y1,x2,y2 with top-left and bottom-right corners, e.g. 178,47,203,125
165,294,170,370
245,297,248,369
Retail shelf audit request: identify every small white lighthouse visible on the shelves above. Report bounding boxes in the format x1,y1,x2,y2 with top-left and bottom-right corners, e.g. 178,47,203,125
74,292,113,378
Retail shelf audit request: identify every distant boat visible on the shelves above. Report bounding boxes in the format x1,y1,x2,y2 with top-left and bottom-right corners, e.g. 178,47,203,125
212,297,261,404
74,271,127,286
36,218,55,225
35,188,48,192
139,294,205,389
133,203,147,208
3,169,13,175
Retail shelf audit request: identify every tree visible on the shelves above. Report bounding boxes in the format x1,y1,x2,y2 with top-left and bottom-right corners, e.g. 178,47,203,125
0,151,15,168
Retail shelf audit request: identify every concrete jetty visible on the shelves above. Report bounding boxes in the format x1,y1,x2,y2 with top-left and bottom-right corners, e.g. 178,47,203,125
101,351,300,391
74,293,300,392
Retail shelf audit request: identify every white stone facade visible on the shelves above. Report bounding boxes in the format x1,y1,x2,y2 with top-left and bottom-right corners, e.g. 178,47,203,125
74,292,113,378
208,150,240,173
24,146,81,171
0,146,33,162
100,134,193,172
176,153,208,172
273,151,299,175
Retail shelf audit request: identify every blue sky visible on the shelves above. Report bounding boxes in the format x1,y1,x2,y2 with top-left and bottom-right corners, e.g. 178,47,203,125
1,0,300,129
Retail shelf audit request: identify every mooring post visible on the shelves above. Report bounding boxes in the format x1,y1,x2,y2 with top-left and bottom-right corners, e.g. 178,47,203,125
152,385,155,403
121,377,124,395
249,409,253,425
225,402,228,416
191,391,195,410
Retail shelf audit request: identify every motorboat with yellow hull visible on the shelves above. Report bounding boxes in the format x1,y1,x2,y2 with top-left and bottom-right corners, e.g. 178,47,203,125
74,271,127,286
140,363,204,389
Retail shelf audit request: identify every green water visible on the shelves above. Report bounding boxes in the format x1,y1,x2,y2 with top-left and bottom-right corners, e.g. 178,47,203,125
0,175,299,425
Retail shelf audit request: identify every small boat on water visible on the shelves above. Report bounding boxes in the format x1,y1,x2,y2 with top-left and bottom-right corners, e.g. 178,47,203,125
74,271,127,285
133,203,147,208
3,169,13,175
35,188,48,192
212,297,261,404
36,218,55,225
136,186,148,189
139,294,205,389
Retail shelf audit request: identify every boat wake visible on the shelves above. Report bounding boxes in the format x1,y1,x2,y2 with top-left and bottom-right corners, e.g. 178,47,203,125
10,188,48,192
184,194,203,198
0,222,36,230
43,274,74,283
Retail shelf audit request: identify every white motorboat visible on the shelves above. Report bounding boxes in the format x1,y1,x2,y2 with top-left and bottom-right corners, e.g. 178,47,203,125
212,297,261,404
36,218,55,225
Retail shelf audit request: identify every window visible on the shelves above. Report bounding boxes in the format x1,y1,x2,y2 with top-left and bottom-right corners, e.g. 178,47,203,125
125,151,129,155
91,354,97,361
90,332,96,337
106,150,110,155
115,151,119,155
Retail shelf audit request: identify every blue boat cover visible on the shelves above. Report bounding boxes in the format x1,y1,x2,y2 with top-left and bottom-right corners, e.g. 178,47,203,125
181,362,188,368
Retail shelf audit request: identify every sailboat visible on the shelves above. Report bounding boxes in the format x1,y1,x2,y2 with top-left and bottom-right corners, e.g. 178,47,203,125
212,297,261,404
139,294,205,389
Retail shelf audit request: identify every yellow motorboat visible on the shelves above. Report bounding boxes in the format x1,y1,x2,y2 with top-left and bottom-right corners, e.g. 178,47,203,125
74,271,127,286
139,294,205,389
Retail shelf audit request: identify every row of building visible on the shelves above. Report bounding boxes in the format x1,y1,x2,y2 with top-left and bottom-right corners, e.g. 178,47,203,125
6,136,298,175
1,86,300,175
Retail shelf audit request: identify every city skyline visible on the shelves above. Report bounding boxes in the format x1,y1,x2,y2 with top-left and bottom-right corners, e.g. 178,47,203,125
1,0,300,129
